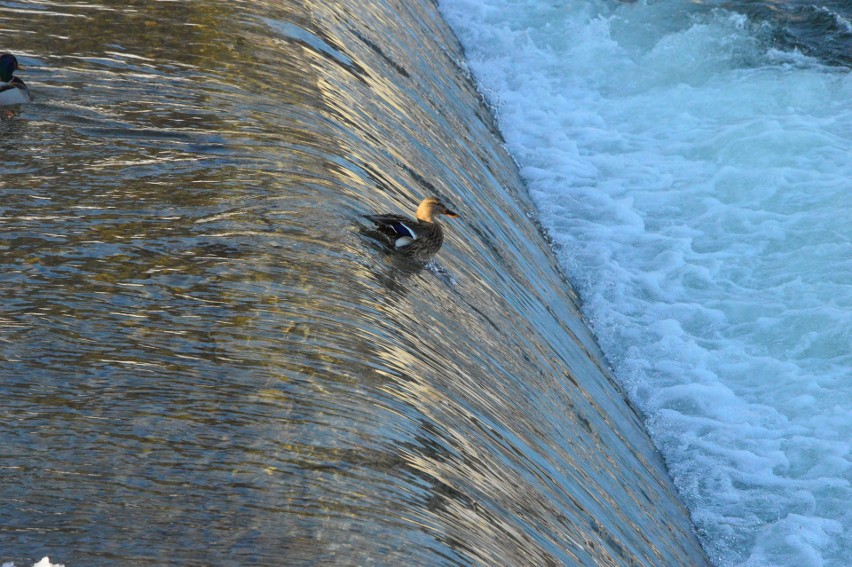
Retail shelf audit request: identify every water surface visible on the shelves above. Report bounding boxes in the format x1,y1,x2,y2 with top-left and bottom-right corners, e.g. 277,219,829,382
2,1,707,565
440,0,851,564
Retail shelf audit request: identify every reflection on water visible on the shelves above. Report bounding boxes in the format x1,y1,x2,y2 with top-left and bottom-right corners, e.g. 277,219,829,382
1,1,708,565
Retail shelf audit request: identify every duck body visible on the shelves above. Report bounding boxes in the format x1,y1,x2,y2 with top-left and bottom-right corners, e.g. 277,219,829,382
0,53,31,106
365,197,458,260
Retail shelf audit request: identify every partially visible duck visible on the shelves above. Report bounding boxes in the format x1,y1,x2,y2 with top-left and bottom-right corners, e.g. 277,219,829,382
0,53,31,106
365,197,458,259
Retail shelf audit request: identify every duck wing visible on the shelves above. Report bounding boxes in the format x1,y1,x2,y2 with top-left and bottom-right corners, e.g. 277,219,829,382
364,214,418,242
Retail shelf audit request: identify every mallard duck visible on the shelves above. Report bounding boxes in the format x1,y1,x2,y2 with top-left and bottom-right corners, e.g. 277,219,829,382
365,197,458,259
0,53,31,106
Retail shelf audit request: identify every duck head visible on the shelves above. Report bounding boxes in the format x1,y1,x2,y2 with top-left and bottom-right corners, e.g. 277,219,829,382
0,53,21,83
416,197,458,223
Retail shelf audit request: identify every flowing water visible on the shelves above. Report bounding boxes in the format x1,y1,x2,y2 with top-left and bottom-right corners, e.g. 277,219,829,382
440,0,851,565
1,1,708,565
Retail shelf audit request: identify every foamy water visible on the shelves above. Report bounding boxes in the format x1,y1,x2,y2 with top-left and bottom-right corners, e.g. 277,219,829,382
2,559,63,567
440,1,851,565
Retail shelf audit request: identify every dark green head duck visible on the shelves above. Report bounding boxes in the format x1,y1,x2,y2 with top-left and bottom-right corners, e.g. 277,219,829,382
0,53,31,105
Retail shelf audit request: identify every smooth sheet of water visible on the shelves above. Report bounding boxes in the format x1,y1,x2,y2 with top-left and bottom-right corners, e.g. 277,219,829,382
1,1,707,565
440,0,851,565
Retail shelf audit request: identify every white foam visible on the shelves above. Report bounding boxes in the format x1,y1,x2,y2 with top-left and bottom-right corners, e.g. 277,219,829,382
2,558,64,567
441,0,851,565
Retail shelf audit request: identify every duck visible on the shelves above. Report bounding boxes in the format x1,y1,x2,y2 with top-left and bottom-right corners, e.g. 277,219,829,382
365,197,458,259
0,53,31,106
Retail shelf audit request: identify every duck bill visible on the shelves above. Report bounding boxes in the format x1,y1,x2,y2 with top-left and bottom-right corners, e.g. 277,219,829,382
444,210,459,218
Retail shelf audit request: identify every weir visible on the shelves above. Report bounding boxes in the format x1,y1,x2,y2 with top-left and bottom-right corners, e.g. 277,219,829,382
263,1,712,564
1,0,710,564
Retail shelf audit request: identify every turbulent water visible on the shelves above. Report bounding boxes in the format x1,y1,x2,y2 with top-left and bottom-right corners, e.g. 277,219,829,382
0,1,710,565
440,0,851,565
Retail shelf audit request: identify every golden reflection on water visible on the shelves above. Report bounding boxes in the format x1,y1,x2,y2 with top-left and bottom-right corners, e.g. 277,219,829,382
1,0,708,565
